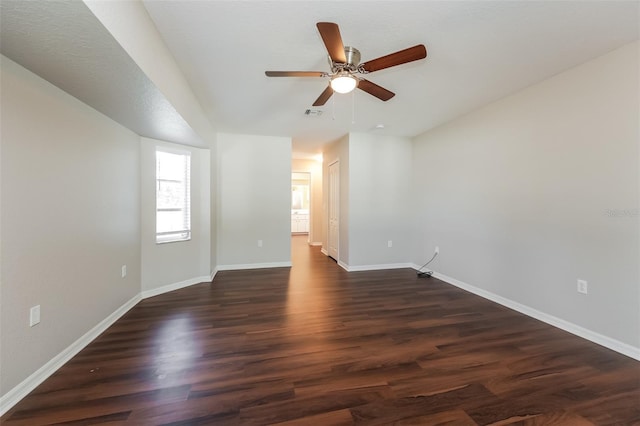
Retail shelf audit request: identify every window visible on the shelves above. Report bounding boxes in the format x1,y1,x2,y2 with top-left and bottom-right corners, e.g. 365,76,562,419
156,149,191,243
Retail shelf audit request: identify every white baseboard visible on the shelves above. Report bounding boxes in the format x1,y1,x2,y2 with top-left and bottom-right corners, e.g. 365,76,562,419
217,261,292,271
427,270,640,361
321,248,328,256
309,242,323,247
141,275,212,299
335,261,413,272
345,263,414,272
210,268,218,282
0,294,141,417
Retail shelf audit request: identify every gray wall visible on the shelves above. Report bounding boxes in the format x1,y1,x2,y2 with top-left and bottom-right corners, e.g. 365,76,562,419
322,133,414,270
348,133,414,268
216,133,292,268
140,138,211,293
411,42,639,348
0,56,141,393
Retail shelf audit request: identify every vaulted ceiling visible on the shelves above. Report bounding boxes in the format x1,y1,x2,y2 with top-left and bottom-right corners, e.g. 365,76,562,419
2,1,638,157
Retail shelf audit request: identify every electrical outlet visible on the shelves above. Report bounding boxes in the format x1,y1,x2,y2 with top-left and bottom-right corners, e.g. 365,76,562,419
257,240,263,248
30,305,41,327
435,246,440,254
121,265,127,278
577,279,588,295
387,240,393,248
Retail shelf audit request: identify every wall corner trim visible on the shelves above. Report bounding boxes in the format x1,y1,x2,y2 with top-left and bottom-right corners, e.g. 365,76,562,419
423,268,640,361
0,294,142,417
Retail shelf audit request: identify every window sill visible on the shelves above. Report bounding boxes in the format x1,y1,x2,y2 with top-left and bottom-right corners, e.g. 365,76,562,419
156,237,191,245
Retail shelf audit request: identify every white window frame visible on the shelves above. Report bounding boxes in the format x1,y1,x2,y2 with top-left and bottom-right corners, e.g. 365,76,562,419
155,148,191,244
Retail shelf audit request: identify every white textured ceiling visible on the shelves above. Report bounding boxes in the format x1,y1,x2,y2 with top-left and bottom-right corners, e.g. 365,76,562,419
142,0,639,156
1,1,638,156
0,0,205,148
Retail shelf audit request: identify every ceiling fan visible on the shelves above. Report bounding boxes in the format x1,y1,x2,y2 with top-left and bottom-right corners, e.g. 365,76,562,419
265,22,427,106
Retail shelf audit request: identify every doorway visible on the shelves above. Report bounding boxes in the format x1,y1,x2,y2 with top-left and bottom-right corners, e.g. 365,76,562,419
291,172,310,237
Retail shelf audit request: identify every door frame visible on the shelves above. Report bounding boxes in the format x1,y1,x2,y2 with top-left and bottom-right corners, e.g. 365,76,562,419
327,160,339,262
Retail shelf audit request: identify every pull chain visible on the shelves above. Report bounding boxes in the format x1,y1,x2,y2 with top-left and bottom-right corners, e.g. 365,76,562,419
351,90,356,124
332,91,336,121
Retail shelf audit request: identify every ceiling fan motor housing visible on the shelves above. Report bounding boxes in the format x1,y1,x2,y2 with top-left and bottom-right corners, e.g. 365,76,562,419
331,46,362,72
344,46,361,66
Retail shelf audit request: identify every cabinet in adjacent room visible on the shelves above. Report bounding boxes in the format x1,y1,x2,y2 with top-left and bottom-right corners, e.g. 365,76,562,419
291,212,309,233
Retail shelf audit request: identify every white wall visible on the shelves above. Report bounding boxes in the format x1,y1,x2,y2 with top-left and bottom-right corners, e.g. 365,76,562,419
216,133,291,269
348,133,413,268
322,135,350,265
140,138,211,295
412,42,639,350
292,158,323,246
0,56,141,395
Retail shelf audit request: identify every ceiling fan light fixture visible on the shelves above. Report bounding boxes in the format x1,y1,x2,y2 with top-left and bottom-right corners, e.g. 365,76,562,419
265,23,426,105
330,72,358,94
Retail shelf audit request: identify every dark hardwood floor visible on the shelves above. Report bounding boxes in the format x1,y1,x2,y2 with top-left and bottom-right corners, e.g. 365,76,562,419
3,235,639,425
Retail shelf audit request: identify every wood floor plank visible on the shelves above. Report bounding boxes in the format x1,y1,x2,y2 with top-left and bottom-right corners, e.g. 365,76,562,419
270,408,354,426
350,383,497,425
2,235,638,425
384,409,478,426
485,411,596,426
240,385,395,425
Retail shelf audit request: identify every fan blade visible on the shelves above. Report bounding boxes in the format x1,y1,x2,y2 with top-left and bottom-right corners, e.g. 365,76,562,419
316,22,346,63
358,79,395,101
361,45,427,73
265,71,325,77
312,85,334,106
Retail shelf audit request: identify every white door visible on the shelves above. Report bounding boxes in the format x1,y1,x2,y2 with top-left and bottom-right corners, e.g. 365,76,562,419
328,161,339,260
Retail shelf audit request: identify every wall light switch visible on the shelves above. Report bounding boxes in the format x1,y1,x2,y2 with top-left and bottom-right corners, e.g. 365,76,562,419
435,246,440,254
387,240,393,248
121,265,127,278
257,240,263,248
30,305,41,327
